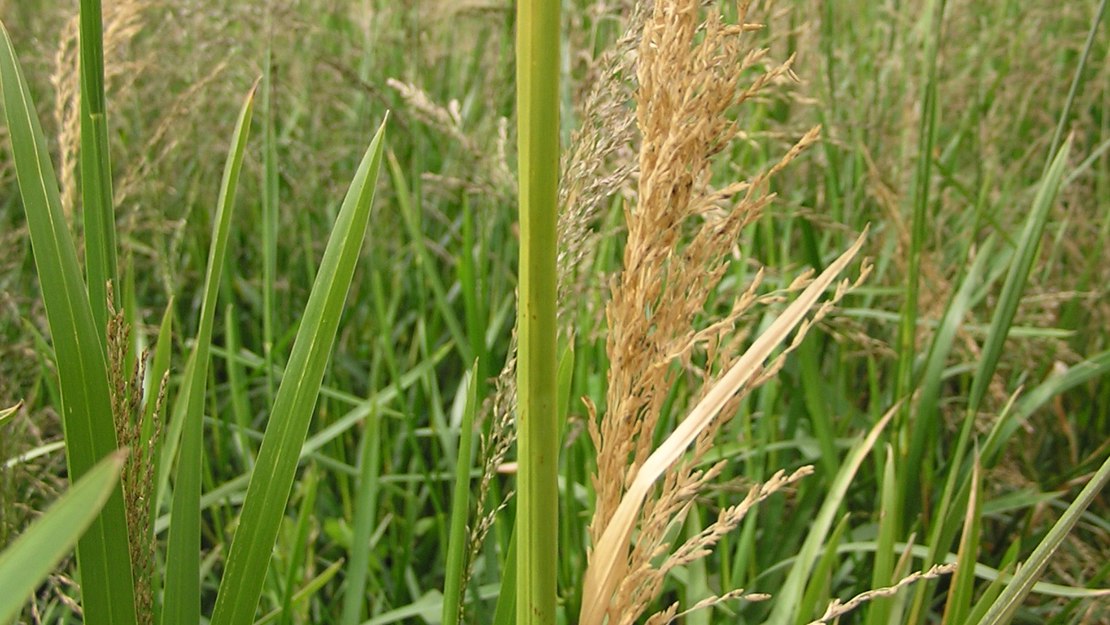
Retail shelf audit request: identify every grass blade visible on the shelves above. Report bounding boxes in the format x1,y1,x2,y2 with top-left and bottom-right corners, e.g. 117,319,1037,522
0,19,137,625
863,445,900,625
763,404,895,625
276,467,319,625
442,365,479,625
941,452,983,625
0,451,126,625
339,406,383,625
209,116,388,625
977,453,1110,625
77,0,117,336
967,136,1073,416
160,82,257,625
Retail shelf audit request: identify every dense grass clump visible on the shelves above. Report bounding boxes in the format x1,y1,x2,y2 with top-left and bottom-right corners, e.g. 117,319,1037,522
0,1,1108,624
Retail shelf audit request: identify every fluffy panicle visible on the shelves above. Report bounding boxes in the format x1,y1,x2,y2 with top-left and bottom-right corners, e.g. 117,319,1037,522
581,2,869,624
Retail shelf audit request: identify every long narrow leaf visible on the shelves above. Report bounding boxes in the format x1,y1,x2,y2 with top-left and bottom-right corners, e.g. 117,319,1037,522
442,366,480,625
339,405,382,625
77,0,117,336
967,137,1072,415
977,453,1110,625
0,20,137,625
761,404,895,625
0,451,126,625
160,82,257,625
209,116,388,625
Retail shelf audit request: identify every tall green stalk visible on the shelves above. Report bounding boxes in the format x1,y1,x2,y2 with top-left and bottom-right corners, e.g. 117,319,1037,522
515,0,560,623
78,0,118,337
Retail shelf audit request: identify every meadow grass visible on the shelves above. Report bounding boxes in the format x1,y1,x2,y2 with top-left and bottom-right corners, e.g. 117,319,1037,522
0,1,1108,624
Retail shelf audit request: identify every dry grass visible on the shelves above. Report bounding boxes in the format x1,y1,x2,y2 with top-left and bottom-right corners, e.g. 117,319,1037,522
805,563,958,625
579,2,868,624
52,0,150,219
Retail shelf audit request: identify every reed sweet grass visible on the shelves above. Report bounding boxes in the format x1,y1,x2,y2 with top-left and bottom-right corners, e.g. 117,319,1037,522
579,3,867,622
1,0,1108,623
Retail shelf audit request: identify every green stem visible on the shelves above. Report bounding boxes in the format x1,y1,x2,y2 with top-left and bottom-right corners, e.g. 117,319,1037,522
515,0,560,623
79,0,118,338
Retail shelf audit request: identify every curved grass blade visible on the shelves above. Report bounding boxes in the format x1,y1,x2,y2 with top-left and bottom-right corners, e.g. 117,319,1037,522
982,349,1110,468
967,136,1073,417
977,453,1110,625
0,20,137,625
763,404,895,625
0,451,126,625
941,452,983,625
209,116,388,625
0,401,20,425
160,81,257,625
907,131,1076,625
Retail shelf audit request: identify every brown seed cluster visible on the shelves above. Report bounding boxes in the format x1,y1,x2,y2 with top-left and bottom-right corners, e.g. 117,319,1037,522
106,286,165,625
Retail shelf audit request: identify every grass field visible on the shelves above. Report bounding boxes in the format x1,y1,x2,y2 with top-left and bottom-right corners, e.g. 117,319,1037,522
1,1,1108,624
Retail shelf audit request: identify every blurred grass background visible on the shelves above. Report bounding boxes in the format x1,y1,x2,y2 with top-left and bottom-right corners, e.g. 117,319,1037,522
0,0,1107,622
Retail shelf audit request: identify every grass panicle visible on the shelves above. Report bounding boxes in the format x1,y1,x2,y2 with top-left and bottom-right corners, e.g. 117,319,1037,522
581,3,869,624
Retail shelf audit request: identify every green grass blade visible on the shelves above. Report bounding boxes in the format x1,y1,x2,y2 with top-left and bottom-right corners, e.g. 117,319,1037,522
210,116,388,625
515,0,561,622
339,407,383,625
903,236,996,508
977,453,1110,625
0,450,126,625
967,136,1073,416
161,82,257,625
493,529,518,625
797,513,851,625
277,467,319,625
966,545,1020,625
910,136,1075,622
0,20,137,625
863,445,900,625
982,349,1110,468
1043,0,1105,167
386,150,471,364
442,365,479,625
225,304,255,465
763,407,894,625
941,452,983,625
77,0,117,336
